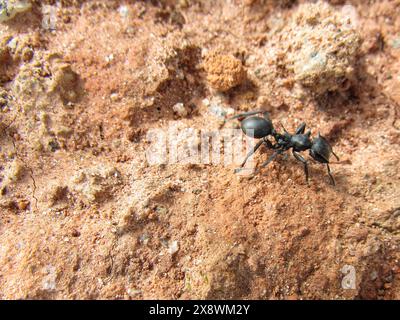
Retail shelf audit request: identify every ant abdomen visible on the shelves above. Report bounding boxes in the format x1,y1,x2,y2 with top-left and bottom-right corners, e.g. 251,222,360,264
241,116,274,139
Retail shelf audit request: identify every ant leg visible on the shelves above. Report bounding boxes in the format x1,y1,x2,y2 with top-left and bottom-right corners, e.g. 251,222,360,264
254,150,281,174
237,139,264,169
226,110,265,122
332,150,340,161
279,122,289,134
262,111,271,121
326,163,336,186
263,139,275,149
292,151,309,183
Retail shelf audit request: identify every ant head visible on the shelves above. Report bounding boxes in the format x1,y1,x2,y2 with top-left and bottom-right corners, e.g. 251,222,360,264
310,134,338,163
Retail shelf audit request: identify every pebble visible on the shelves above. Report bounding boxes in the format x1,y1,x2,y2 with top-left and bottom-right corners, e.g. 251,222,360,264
118,5,129,18
172,102,188,117
17,199,29,210
207,99,234,118
384,283,392,289
392,38,400,49
110,93,119,102
168,240,179,255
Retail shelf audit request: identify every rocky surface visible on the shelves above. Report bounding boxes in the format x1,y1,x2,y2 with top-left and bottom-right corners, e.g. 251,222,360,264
0,0,399,300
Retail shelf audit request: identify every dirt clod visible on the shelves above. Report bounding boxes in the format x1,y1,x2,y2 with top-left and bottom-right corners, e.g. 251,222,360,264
70,165,122,204
203,52,246,92
285,1,362,95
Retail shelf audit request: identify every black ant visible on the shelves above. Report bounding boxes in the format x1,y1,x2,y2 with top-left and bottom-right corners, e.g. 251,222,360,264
226,110,340,185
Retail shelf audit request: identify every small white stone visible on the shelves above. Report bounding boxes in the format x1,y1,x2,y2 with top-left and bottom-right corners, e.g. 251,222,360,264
202,98,210,107
105,54,114,63
139,233,149,245
7,38,18,51
246,55,256,64
201,48,209,58
127,288,141,297
172,102,188,117
225,107,235,116
110,93,119,102
41,265,57,291
168,240,179,255
118,5,129,18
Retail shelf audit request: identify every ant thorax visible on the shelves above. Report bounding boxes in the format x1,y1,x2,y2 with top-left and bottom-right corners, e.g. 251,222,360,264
274,132,291,147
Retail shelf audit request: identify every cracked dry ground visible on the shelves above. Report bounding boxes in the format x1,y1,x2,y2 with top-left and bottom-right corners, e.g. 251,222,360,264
0,0,400,299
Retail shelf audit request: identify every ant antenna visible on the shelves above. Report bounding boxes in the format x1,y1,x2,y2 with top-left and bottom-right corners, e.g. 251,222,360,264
280,121,289,134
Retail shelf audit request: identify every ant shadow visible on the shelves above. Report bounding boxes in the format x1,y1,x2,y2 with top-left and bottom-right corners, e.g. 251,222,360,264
295,54,400,192
242,144,352,191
